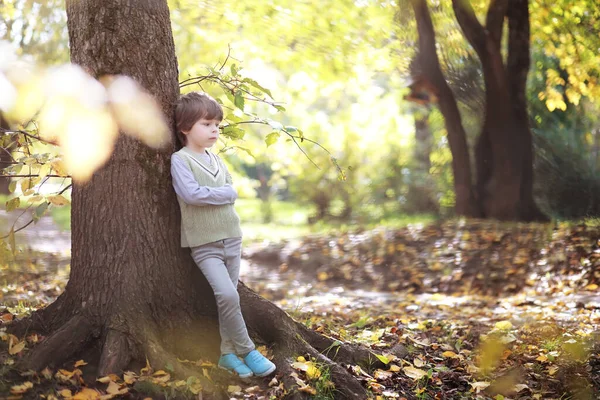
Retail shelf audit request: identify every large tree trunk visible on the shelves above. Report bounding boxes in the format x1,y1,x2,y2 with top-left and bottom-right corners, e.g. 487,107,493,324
452,0,546,221
8,0,372,397
410,0,480,217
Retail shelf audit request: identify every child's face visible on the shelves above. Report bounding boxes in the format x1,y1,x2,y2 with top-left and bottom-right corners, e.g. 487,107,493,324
183,118,221,150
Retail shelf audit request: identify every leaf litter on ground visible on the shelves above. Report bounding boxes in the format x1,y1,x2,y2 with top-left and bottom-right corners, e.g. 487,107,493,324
0,219,599,399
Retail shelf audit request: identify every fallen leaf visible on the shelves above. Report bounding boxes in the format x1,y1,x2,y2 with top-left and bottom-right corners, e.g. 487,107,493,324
374,369,393,380
227,385,242,394
403,366,428,380
413,358,425,367
10,381,34,394
442,351,458,358
494,321,513,330
9,340,26,355
72,388,101,400
514,384,530,392
470,381,491,392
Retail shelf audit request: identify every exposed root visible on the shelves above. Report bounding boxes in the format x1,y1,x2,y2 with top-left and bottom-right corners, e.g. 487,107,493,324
7,294,71,337
98,328,133,377
298,322,392,367
20,315,98,371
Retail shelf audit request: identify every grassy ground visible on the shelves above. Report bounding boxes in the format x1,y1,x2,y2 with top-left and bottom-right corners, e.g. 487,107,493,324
235,198,436,243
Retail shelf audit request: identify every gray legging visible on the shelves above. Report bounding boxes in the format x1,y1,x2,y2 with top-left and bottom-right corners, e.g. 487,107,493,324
190,237,255,356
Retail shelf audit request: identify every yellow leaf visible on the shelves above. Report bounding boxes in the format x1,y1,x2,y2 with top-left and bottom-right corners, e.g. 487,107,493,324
403,366,427,380
227,385,242,393
442,351,458,358
389,364,401,372
296,356,306,362
298,385,317,395
59,389,72,398
140,357,152,375
584,284,598,291
96,374,119,383
48,194,70,206
536,354,548,362
547,365,559,376
51,159,68,176
41,367,53,380
494,321,513,330
10,381,34,394
74,360,87,368
106,381,127,395
8,340,26,355
123,371,137,384
72,388,101,400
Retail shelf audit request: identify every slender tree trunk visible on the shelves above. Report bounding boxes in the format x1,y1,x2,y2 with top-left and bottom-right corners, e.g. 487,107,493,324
410,0,480,217
8,1,373,397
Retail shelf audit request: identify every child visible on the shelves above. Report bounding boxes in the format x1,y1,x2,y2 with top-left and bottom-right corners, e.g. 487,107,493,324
170,91,276,379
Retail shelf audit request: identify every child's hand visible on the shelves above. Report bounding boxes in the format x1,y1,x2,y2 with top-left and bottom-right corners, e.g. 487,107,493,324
224,184,238,203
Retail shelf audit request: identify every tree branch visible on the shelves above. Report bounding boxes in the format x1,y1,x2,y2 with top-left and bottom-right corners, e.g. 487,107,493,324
506,0,530,100
486,0,509,47
451,0,488,57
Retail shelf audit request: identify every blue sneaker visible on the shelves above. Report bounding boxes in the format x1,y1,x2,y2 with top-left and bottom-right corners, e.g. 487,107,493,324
243,350,276,377
218,354,253,379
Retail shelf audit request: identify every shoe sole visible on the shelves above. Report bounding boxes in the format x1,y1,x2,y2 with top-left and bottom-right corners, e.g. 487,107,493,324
253,364,276,378
218,365,253,379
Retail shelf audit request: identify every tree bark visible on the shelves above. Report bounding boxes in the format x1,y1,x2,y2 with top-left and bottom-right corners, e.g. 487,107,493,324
7,1,374,397
410,0,480,217
452,0,546,221
506,0,546,221
0,113,12,195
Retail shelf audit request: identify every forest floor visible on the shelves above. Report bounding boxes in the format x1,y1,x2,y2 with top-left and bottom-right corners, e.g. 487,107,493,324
0,216,598,400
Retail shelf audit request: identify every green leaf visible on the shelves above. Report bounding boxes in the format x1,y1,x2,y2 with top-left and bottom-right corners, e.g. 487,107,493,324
222,125,245,140
243,78,273,98
224,113,243,123
273,104,286,112
267,120,283,131
265,132,280,147
373,353,390,365
33,202,49,223
234,146,255,158
230,63,238,76
5,197,20,212
8,180,16,193
165,363,174,373
234,92,245,110
284,126,299,133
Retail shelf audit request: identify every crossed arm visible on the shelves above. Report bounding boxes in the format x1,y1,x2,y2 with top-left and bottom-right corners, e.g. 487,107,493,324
170,154,238,206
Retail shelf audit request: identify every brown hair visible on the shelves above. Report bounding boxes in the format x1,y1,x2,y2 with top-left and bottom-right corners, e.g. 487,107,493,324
175,92,223,145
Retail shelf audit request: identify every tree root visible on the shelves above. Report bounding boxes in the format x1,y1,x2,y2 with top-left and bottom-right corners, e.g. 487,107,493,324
21,315,98,371
98,328,133,377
